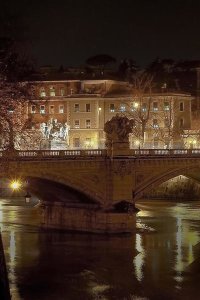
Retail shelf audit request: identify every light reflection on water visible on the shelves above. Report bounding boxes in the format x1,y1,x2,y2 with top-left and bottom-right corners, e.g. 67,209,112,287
0,198,199,300
133,234,145,282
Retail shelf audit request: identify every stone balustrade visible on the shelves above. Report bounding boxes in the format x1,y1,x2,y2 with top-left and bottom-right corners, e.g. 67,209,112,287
1,148,200,160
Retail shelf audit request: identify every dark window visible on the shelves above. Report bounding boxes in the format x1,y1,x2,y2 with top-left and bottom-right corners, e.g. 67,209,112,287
142,103,147,112
153,102,158,111
164,117,169,127
110,104,115,112
179,118,184,128
180,102,184,112
73,138,80,147
164,102,170,111
86,103,91,112
74,120,80,128
74,104,79,112
153,119,158,128
86,119,91,128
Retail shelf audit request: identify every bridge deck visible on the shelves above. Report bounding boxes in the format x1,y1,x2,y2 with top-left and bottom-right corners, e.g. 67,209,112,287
1,149,200,160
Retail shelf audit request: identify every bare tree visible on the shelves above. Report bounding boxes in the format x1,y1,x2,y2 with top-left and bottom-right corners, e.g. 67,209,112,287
150,99,185,149
119,71,154,147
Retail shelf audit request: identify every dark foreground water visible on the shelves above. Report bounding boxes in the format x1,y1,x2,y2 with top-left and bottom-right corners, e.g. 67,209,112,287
0,198,200,300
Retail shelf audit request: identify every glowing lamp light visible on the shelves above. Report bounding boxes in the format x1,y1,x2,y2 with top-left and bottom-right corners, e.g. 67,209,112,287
134,102,139,108
10,180,22,190
135,140,140,146
98,107,102,111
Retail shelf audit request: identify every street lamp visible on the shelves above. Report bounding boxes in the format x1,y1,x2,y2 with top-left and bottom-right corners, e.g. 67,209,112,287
9,179,31,203
10,180,22,191
24,192,31,203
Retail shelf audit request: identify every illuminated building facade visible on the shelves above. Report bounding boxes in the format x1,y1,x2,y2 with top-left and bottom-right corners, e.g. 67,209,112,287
28,79,193,149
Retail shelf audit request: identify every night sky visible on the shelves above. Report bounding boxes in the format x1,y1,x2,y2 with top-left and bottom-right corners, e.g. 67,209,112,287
2,0,200,67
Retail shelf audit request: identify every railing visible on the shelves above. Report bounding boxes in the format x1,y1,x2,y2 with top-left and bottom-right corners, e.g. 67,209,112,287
132,149,200,156
1,148,200,160
0,149,107,160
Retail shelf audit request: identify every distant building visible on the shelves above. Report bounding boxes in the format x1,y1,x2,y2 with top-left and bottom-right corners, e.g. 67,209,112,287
27,79,193,150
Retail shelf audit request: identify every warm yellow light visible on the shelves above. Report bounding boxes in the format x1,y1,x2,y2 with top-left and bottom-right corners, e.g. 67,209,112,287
135,140,140,146
10,180,22,190
193,140,197,144
98,107,102,111
134,102,139,108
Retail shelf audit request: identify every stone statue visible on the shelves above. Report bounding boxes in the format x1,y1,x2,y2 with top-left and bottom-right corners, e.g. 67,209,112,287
104,115,134,154
63,122,70,146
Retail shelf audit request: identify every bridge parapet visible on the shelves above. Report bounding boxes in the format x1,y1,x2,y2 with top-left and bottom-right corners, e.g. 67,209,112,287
1,148,200,160
1,149,107,160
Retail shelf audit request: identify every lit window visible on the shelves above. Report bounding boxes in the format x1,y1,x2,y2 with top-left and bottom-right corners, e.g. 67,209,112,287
164,117,169,127
86,103,91,112
60,88,65,96
59,105,64,113
153,119,158,128
120,105,126,112
40,88,46,97
31,105,36,114
85,138,91,148
86,119,91,128
110,104,115,112
164,102,170,111
74,120,80,128
142,103,147,112
153,102,158,111
180,102,184,112
50,87,55,97
40,105,45,114
49,105,54,114
73,137,80,147
131,102,139,111
74,104,79,112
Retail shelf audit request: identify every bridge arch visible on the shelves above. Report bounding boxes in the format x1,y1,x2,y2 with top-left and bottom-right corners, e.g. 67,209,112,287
1,166,105,206
134,165,200,201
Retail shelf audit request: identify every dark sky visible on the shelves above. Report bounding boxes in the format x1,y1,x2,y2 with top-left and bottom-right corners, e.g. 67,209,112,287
2,0,200,67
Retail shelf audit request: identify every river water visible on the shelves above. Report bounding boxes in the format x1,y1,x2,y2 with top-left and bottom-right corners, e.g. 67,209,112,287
0,198,200,300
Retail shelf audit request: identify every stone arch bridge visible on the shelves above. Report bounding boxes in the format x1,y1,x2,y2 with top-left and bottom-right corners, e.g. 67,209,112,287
1,148,200,233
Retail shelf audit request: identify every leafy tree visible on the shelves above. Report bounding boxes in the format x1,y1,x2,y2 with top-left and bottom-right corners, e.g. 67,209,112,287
86,54,116,77
86,54,116,67
0,37,35,151
118,58,139,81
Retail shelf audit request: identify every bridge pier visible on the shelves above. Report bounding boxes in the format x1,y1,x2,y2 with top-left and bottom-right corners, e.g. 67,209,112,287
40,201,136,234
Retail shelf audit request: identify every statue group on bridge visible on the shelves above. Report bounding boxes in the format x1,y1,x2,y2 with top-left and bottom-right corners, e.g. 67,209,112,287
40,119,70,146
104,114,134,149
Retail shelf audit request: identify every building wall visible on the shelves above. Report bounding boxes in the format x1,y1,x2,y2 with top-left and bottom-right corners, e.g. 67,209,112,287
28,80,193,149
